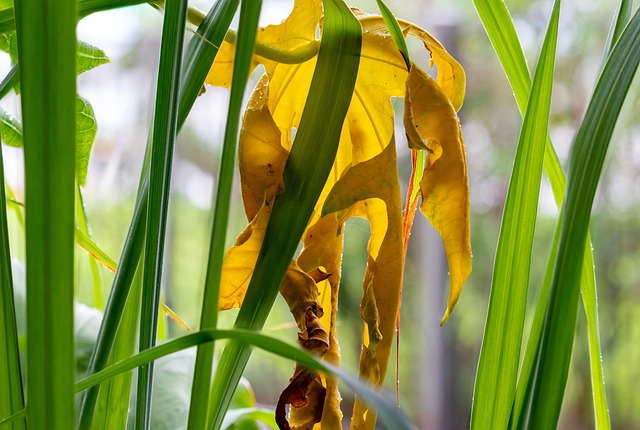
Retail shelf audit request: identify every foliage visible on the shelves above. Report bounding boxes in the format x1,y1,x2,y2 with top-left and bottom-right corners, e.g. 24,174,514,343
1,0,639,429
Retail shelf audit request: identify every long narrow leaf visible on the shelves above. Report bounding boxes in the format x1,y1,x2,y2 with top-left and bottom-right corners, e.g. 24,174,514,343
207,1,362,429
14,0,77,427
0,116,24,430
529,10,640,428
187,1,260,429
77,0,240,425
92,265,142,430
472,0,610,425
601,0,633,69
0,65,17,101
136,0,187,427
470,2,560,428
75,329,415,430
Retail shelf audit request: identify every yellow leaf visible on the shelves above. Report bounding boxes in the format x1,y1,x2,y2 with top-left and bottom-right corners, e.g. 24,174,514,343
210,0,469,427
404,65,471,324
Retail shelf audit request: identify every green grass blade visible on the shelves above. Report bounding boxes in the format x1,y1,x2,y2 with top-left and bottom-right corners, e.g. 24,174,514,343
187,1,258,429
135,0,187,428
78,1,238,425
207,1,362,429
76,183,104,308
0,65,18,101
602,0,633,67
178,0,239,127
375,0,410,69
529,10,640,428
0,410,25,428
0,111,24,430
509,204,562,429
75,329,415,430
76,177,148,430
92,265,142,430
470,2,560,428
14,0,77,427
0,0,149,33
473,0,611,426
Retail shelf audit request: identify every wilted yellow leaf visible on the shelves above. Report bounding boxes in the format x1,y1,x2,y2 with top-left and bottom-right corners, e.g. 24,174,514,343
209,0,470,427
404,65,471,324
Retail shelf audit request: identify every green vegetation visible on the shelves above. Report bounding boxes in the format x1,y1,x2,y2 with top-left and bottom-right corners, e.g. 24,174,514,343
1,0,639,429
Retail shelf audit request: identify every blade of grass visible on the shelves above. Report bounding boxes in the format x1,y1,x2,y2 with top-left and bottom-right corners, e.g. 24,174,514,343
509,202,562,429
178,0,239,130
513,4,635,424
601,0,633,69
207,1,362,429
470,2,560,428
472,0,610,426
187,0,258,429
0,410,25,428
135,0,187,428
74,329,415,430
92,263,142,430
76,183,104,308
0,65,18,101
528,10,640,428
14,0,77,427
375,0,410,70
77,1,240,426
0,0,149,33
0,113,24,430
513,5,636,428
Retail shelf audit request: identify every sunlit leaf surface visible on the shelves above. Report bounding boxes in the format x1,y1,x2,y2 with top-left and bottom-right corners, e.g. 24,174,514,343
208,0,469,426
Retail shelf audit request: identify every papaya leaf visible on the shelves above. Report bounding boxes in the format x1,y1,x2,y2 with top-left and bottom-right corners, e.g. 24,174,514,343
77,41,109,75
0,106,22,147
76,95,97,185
208,0,469,427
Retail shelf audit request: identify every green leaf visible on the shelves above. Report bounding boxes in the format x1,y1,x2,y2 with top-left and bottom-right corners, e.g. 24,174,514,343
470,2,560,428
0,410,25,428
0,66,18,101
528,9,640,428
136,0,188,427
187,0,259,428
375,0,410,69
0,107,22,147
77,40,109,75
207,1,361,429
14,0,77,428
90,264,141,430
0,105,24,430
76,95,97,185
0,32,16,63
75,329,415,430
472,0,610,426
222,408,276,430
78,0,239,425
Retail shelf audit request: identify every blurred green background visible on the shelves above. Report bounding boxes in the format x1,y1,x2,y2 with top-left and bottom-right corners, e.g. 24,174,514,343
2,0,639,428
